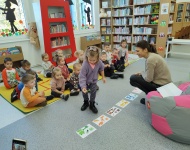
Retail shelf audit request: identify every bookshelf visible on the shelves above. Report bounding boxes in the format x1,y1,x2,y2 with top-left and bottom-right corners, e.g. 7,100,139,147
172,2,190,36
33,0,76,64
99,0,176,57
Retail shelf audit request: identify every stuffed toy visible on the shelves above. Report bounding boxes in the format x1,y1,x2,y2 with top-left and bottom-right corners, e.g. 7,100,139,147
28,22,40,49
99,8,108,17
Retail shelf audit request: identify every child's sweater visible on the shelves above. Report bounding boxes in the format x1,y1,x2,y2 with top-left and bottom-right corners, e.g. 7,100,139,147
50,77,65,91
57,65,70,79
70,73,79,90
42,61,53,77
20,86,38,107
2,68,20,88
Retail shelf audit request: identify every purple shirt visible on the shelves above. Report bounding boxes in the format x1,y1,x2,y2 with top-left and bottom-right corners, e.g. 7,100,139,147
79,60,104,89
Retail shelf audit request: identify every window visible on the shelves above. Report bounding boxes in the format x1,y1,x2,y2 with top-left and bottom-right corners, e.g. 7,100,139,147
0,0,27,37
69,0,95,31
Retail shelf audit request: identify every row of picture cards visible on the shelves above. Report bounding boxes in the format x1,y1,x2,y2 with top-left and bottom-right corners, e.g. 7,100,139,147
76,88,142,138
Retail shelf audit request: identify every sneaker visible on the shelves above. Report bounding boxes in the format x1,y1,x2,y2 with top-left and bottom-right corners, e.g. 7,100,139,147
70,90,79,96
11,89,18,102
37,77,43,82
89,102,98,113
117,74,124,78
81,101,89,111
110,74,119,79
140,98,145,105
46,95,54,101
96,85,99,91
60,94,69,101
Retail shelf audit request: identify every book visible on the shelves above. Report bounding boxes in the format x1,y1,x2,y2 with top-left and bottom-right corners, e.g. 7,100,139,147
102,2,108,8
157,83,182,98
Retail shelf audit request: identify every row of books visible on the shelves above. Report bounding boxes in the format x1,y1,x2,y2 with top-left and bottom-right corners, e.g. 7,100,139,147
133,36,156,44
113,0,132,7
50,24,67,33
134,0,160,5
113,18,132,25
168,27,172,34
51,37,69,48
101,19,111,26
101,36,110,42
113,35,132,43
113,27,131,34
133,27,154,34
134,5,152,15
133,16,150,25
187,4,190,10
101,27,112,34
49,12,65,18
113,8,132,16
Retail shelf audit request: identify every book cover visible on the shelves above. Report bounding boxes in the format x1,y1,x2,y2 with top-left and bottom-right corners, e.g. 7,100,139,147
102,2,108,8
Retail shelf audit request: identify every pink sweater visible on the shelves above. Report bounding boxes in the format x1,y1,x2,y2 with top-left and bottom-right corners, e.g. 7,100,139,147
50,77,65,91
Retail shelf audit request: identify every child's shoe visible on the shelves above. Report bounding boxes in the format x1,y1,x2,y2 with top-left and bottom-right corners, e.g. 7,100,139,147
96,85,99,91
11,89,18,102
60,94,69,101
70,89,79,96
81,101,89,111
37,77,43,82
35,101,47,107
89,102,98,114
110,74,119,79
46,95,54,101
117,74,124,78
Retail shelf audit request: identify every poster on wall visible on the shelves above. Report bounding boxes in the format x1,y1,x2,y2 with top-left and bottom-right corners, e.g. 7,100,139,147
161,3,169,14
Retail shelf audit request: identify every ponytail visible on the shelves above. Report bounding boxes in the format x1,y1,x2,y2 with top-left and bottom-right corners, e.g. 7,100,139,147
136,40,157,54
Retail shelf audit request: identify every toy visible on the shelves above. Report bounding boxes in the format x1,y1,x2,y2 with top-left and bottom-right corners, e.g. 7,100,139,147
28,22,40,49
99,8,108,18
150,15,159,24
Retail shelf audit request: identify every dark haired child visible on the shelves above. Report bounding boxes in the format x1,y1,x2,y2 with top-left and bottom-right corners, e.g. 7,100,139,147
2,57,20,89
50,67,69,101
20,74,53,107
101,51,124,79
79,46,106,114
41,53,54,77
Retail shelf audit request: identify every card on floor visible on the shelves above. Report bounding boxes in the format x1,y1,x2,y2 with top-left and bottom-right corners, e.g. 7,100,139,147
106,106,121,117
92,115,111,127
76,124,96,138
132,88,142,94
116,99,130,108
125,93,138,101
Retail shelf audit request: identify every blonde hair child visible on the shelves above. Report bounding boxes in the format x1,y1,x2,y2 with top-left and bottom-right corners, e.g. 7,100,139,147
74,50,84,65
41,53,54,77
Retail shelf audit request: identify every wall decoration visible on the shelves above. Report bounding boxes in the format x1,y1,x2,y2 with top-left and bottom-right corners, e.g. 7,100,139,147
159,32,165,37
160,21,166,26
161,3,169,15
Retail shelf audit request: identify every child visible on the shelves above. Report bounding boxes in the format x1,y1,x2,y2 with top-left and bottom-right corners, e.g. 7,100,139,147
112,48,123,72
2,57,20,89
41,53,54,77
117,39,129,70
79,46,106,114
20,74,54,107
50,67,69,101
20,60,43,82
54,49,73,73
11,70,37,102
69,63,81,96
101,51,124,79
74,50,84,65
103,42,112,64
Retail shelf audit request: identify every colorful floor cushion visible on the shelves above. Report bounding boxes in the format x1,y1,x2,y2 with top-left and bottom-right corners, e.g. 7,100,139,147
146,82,190,144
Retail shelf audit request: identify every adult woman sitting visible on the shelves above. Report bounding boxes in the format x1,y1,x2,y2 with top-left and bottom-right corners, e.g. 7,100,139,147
130,40,172,104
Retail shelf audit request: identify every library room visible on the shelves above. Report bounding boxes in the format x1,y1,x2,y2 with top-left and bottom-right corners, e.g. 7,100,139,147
0,0,190,149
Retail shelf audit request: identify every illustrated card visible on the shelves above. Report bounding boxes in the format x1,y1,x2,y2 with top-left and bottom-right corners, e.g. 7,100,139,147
92,115,111,127
116,99,130,108
125,93,138,101
132,88,142,94
76,124,96,138
106,106,121,117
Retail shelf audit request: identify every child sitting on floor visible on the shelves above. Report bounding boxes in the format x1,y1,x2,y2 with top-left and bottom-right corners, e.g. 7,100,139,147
50,67,69,101
112,48,123,72
41,53,54,77
20,74,54,108
20,60,43,83
101,51,124,79
69,63,82,96
2,57,20,89
103,42,112,64
74,50,84,65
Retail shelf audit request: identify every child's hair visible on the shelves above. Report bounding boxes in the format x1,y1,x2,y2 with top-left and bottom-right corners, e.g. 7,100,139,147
25,69,36,76
120,39,127,45
22,74,35,84
101,51,107,56
55,49,63,56
104,42,110,47
74,50,84,58
136,40,157,53
41,53,48,60
21,60,31,67
73,63,81,70
52,67,61,78
85,46,100,61
4,57,12,63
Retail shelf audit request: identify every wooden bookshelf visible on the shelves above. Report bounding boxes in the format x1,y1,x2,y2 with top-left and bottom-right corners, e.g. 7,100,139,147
99,0,176,56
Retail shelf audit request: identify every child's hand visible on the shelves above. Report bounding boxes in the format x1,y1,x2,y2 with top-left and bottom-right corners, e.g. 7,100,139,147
82,88,87,93
39,91,44,96
102,77,106,83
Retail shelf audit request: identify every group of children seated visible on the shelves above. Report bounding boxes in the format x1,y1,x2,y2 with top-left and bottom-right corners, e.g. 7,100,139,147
2,39,129,109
